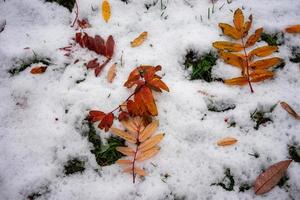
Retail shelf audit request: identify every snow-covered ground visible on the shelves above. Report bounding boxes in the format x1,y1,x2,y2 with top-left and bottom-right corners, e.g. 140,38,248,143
1,0,300,199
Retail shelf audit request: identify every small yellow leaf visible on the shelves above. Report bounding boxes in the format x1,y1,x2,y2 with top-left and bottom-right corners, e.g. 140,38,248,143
285,25,300,33
107,63,116,83
213,41,243,52
219,23,242,39
116,159,132,165
224,76,248,85
139,133,164,152
217,137,238,146
233,8,244,31
116,146,135,156
245,28,263,48
110,127,137,143
219,51,246,68
138,120,159,142
102,0,111,23
249,46,278,57
131,31,148,47
136,146,160,161
250,57,282,69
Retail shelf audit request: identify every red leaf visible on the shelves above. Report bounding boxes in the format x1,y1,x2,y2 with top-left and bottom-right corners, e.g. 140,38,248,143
77,19,91,29
140,86,158,116
88,110,105,122
98,112,114,132
148,78,169,92
94,67,102,77
86,58,99,69
95,35,106,55
118,111,129,121
124,68,141,88
30,66,47,74
106,35,115,58
254,160,292,195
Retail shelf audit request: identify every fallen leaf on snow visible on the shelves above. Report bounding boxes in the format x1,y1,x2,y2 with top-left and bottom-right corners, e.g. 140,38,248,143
217,137,237,146
131,31,148,47
280,101,300,120
30,66,47,74
107,63,116,83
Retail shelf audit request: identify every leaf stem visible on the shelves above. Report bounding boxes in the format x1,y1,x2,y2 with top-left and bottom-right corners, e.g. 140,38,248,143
132,125,141,183
71,1,79,27
241,37,254,93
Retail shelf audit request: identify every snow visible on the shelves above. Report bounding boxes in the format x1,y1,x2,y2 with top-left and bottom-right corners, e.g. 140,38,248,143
1,0,300,199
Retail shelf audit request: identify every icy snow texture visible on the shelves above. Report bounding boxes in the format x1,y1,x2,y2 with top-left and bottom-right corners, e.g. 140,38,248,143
1,0,300,199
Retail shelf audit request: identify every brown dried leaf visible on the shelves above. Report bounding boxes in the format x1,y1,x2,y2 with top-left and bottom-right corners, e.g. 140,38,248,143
138,120,159,142
116,147,135,156
213,41,243,52
110,127,137,143
254,160,292,195
30,66,47,74
139,133,164,152
217,137,238,146
116,159,132,165
280,102,300,120
136,146,160,161
107,63,116,83
131,31,148,47
123,166,147,176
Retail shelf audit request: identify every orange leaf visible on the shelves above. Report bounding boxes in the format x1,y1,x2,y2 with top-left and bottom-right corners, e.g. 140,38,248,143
98,112,114,132
110,127,137,143
139,133,164,152
254,160,292,195
249,46,278,57
123,166,147,176
131,31,148,47
121,119,139,134
217,137,238,146
285,24,300,33
148,78,169,92
224,76,248,85
219,51,245,68
250,57,282,69
250,70,274,82
102,0,111,23
245,28,263,48
280,101,300,120
30,66,47,74
242,15,252,36
139,86,158,116
219,23,242,39
116,159,132,165
136,146,160,161
124,68,141,88
107,63,116,83
233,8,244,31
116,146,135,156
138,120,159,142
213,41,243,52
88,110,106,122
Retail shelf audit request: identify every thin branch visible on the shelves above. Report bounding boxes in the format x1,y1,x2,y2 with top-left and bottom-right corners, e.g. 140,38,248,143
71,1,79,27
241,37,254,93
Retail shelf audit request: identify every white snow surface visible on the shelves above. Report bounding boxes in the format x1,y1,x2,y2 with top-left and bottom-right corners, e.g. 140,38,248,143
1,0,300,199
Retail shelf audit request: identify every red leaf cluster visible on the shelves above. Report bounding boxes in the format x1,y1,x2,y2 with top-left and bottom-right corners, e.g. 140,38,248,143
88,65,169,132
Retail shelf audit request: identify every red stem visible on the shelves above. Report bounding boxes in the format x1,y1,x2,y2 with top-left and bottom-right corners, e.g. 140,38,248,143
132,122,142,183
71,1,79,27
241,37,254,93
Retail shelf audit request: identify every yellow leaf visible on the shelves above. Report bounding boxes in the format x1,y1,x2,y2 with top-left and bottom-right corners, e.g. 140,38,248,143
285,25,300,33
213,41,243,52
107,63,116,83
138,120,159,142
249,46,278,57
250,57,282,69
102,0,111,23
242,15,252,36
250,70,274,82
136,146,160,161
224,76,248,85
217,137,238,146
219,51,246,68
139,133,164,152
219,23,242,39
116,147,135,156
131,31,148,47
110,127,137,143
245,28,263,48
123,166,147,176
233,8,244,31
116,159,132,165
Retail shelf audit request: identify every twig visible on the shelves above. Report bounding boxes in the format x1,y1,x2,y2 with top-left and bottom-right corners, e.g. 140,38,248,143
71,1,79,27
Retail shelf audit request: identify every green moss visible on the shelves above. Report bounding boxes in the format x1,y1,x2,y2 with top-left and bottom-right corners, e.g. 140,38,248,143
9,56,51,76
45,0,76,12
64,158,85,175
261,32,284,46
288,145,300,163
86,122,125,166
184,50,218,82
250,104,277,130
211,168,235,191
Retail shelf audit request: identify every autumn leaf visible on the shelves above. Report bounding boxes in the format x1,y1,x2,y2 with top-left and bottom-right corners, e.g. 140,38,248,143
242,15,252,36
250,57,282,69
139,120,159,142
88,110,106,122
98,112,114,132
102,0,111,23
213,41,243,52
140,86,158,116
138,133,164,152
116,146,135,156
280,102,300,120
110,127,137,143
249,46,278,57
285,25,300,33
136,146,160,161
250,70,274,82
107,63,116,83
106,35,115,58
217,137,238,146
233,8,244,31
131,32,148,47
116,159,132,165
219,51,245,68
245,28,263,48
254,160,292,195
219,23,242,39
30,66,47,74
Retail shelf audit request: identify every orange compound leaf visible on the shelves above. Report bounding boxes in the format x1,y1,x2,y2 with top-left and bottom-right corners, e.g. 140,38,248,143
116,147,135,156
213,41,243,52
219,23,242,39
148,78,169,92
139,86,158,116
285,25,300,33
106,35,115,58
249,46,278,57
139,133,164,152
250,57,282,69
98,112,114,132
88,110,106,122
136,146,160,161
116,159,132,165
30,66,47,74
123,166,147,177
138,120,159,142
233,8,244,31
250,70,274,82
245,28,263,48
110,127,137,143
224,76,248,85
